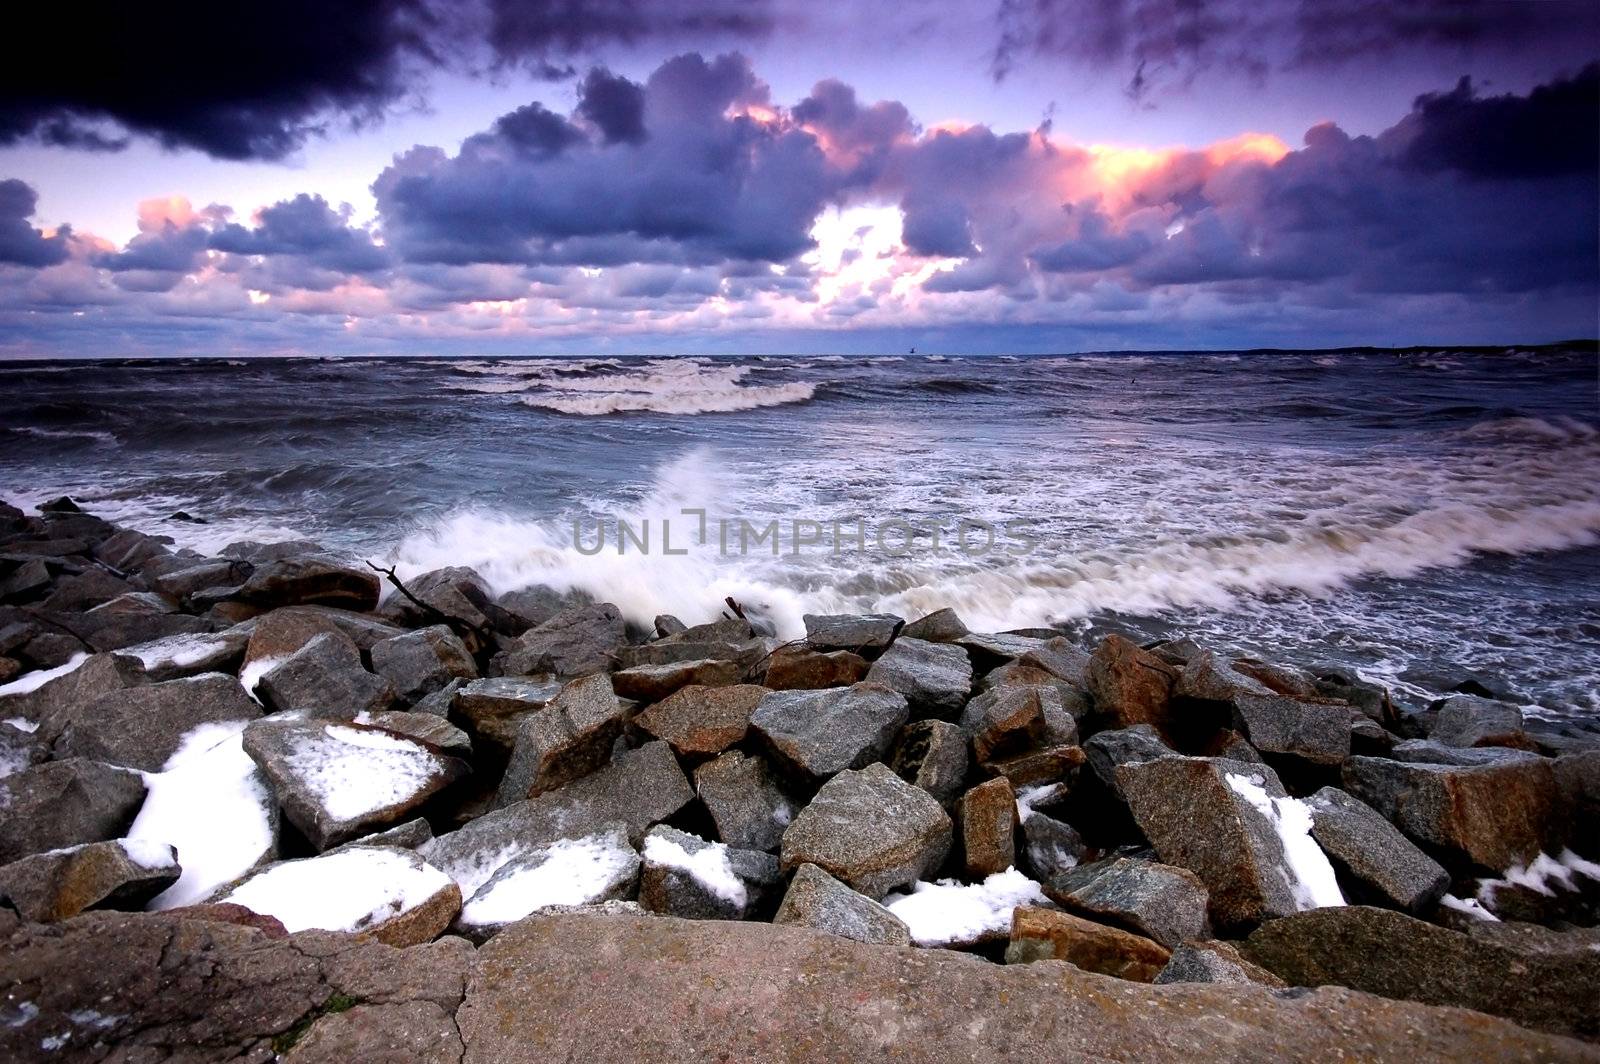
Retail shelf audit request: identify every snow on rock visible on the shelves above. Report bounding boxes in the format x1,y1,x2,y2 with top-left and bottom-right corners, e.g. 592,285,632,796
457,825,639,937
127,721,277,909
0,653,88,698
641,831,747,908
883,868,1050,947
114,633,241,680
237,655,285,702
1440,894,1501,922
116,838,179,871
223,847,455,935
241,718,467,850
1224,771,1345,911
1477,849,1600,904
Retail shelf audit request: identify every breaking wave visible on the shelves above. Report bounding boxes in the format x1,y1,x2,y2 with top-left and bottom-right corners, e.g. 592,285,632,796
516,359,816,416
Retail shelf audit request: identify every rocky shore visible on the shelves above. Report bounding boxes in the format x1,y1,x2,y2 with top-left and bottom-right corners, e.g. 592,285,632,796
0,495,1595,1062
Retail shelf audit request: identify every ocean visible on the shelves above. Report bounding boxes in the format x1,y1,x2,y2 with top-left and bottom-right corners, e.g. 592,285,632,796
2,347,1596,721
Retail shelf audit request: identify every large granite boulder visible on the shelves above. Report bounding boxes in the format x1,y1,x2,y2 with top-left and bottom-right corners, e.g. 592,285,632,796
1117,756,1343,931
760,645,869,690
1428,695,1536,751
369,625,478,704
110,629,250,683
1341,754,1561,870
781,763,952,898
495,673,629,806
900,607,968,642
772,862,912,945
495,603,625,677
958,776,1016,878
1244,905,1600,1040
1085,723,1175,796
452,913,1589,1062
243,719,468,850
889,719,970,804
636,683,766,756
1302,786,1449,911
803,613,902,653
750,682,909,783
227,556,382,611
1085,634,1178,730
1005,905,1172,982
1232,694,1352,766
865,637,972,718
693,750,799,853
453,675,563,752
960,684,1058,762
638,826,782,920
257,632,396,719
612,658,742,703
0,839,179,921
55,673,262,771
1045,858,1210,949
1156,941,1287,988
0,759,147,863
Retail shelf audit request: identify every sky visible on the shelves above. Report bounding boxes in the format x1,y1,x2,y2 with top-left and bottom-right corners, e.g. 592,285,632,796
0,0,1596,357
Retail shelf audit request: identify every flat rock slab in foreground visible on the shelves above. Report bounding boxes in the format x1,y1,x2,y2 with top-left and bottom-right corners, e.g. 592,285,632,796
0,909,1593,1063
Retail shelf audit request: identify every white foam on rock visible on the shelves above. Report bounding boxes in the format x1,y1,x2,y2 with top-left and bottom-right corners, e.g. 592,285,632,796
223,848,452,934
237,655,285,702
128,721,275,909
883,868,1049,947
458,834,637,930
1477,849,1600,904
1225,771,1345,911
282,725,443,822
641,833,746,906
0,653,88,697
1440,894,1501,922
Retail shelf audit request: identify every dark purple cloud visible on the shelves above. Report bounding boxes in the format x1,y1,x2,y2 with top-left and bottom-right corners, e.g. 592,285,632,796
577,68,649,144
0,179,70,267
993,0,1600,97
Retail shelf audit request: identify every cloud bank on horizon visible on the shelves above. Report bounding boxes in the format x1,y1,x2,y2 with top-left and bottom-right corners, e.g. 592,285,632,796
0,0,1596,356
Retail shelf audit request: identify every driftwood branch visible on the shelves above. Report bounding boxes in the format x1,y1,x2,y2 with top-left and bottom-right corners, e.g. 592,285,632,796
365,560,493,648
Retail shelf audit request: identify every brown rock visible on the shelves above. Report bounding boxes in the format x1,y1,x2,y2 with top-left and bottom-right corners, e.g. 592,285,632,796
1005,905,1172,982
959,777,1017,878
1086,634,1179,730
0,839,179,921
454,675,563,751
612,658,742,703
762,644,869,689
636,683,766,755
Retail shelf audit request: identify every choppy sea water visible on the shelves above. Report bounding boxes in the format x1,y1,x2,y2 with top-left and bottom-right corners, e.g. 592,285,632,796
2,347,1596,720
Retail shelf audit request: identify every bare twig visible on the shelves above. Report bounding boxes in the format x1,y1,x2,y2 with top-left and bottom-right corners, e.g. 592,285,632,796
364,560,492,648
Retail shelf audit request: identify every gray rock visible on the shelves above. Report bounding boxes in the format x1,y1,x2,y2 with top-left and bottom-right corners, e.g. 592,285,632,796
410,677,466,718
636,683,766,756
889,719,970,804
356,710,473,757
1020,809,1088,881
1387,738,1543,766
803,613,903,652
1429,695,1535,750
611,658,742,703
370,625,478,704
454,823,639,940
654,614,688,638
1244,905,1600,1040
38,568,134,613
1116,756,1313,931
153,558,254,602
1342,754,1561,871
496,603,625,677
864,637,972,719
242,718,468,850
452,912,1590,1063
751,681,909,783
383,566,498,633
638,825,782,920
0,839,179,921
900,607,968,643
0,720,44,779
1303,786,1449,911
953,630,1049,670
1045,857,1211,949
226,556,381,611
0,652,145,739
960,684,1059,762
257,631,396,719
1019,637,1092,687
454,675,563,751
421,741,692,895
781,762,952,899
0,759,147,863
496,584,594,633
218,538,329,563
693,750,800,852
495,673,629,806
342,817,435,851
111,628,250,682
1233,694,1352,766
773,862,912,945
1156,942,1287,987
618,637,769,671
238,607,347,688
1086,723,1175,796
55,673,262,771
1176,650,1276,703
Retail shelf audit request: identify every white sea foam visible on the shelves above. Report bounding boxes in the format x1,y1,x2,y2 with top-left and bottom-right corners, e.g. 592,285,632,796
517,358,816,415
